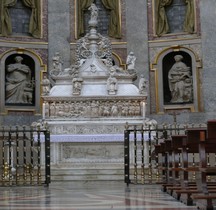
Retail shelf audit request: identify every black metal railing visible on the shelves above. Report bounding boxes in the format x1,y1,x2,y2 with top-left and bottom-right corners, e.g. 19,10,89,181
124,122,206,185
0,125,50,186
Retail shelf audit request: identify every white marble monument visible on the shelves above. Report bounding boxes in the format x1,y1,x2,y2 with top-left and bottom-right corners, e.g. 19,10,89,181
40,4,149,181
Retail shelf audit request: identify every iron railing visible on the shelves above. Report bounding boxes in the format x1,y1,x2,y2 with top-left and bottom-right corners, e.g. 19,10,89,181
0,125,50,186
124,122,207,185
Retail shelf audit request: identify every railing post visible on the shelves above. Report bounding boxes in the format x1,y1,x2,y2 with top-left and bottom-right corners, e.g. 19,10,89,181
44,128,51,187
141,125,145,184
124,123,130,185
133,125,137,184
36,124,41,185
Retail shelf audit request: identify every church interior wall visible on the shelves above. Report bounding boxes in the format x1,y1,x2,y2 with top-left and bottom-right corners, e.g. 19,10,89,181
199,0,216,120
0,0,215,125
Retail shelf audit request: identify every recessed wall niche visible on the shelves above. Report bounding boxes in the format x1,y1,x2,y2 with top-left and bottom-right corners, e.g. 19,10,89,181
0,49,46,115
5,54,35,106
151,46,202,113
163,51,192,105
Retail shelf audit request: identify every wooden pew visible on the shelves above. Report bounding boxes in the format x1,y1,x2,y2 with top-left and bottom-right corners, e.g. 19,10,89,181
155,121,216,208
155,142,169,191
155,138,181,193
191,120,216,210
166,135,185,197
167,127,216,206
175,129,201,205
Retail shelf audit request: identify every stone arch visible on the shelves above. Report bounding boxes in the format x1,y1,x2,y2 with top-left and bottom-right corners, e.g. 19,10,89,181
0,49,46,115
151,46,202,113
112,52,126,70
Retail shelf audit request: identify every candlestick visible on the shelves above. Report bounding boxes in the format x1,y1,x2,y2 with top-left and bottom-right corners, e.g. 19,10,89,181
42,102,45,119
142,102,146,120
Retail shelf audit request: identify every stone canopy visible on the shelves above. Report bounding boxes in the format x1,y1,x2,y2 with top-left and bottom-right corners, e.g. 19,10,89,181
41,3,147,122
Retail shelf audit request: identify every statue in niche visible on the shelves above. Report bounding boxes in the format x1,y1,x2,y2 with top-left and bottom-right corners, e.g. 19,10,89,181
139,74,148,94
88,3,99,23
5,56,33,104
168,55,193,103
107,74,118,95
126,51,136,72
41,75,50,96
23,81,34,103
155,0,195,36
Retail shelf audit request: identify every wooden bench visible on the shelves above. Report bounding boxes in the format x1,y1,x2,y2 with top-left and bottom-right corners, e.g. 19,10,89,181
190,120,216,210
159,123,216,208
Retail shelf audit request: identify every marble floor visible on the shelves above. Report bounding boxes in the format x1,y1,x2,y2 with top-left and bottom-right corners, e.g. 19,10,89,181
0,181,197,210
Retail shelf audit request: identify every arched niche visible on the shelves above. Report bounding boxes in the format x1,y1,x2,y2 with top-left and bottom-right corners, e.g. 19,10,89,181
0,49,46,115
112,52,126,70
163,51,192,104
5,54,35,106
151,46,202,113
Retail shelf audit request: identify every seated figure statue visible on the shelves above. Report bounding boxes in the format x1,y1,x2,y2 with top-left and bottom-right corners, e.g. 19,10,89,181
5,56,33,104
168,55,193,103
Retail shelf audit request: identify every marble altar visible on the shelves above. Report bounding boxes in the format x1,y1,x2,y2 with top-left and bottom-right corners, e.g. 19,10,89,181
40,4,150,181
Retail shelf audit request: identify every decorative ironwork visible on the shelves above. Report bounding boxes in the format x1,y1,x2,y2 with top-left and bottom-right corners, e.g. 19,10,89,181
0,125,50,187
124,122,207,185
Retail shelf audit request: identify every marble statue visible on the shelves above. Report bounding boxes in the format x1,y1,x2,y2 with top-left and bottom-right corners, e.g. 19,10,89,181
139,74,148,94
72,78,83,95
126,51,136,70
52,52,63,72
107,75,118,95
5,56,33,104
41,75,50,96
88,3,99,23
168,55,192,103
23,81,34,103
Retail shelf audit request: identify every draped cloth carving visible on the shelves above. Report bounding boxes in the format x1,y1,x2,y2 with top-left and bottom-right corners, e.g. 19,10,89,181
155,0,173,36
0,0,17,36
155,0,195,36
77,0,93,38
0,0,41,38
101,0,121,38
77,0,121,39
22,0,41,38
183,0,194,33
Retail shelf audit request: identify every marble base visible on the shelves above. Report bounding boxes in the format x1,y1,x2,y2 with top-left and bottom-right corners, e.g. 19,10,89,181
40,135,152,181
39,119,153,181
41,140,125,181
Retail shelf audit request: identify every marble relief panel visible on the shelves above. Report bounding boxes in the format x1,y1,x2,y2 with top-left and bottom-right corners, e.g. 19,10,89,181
60,143,124,163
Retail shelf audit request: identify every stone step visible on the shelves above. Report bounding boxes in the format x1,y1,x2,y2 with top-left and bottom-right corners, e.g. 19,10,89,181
50,168,124,181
